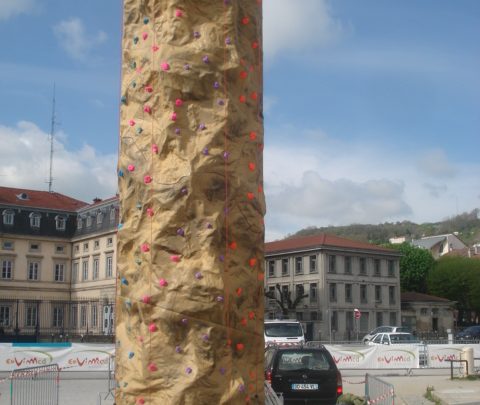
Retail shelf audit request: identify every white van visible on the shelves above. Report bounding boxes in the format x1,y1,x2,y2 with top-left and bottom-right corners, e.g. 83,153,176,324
264,319,305,347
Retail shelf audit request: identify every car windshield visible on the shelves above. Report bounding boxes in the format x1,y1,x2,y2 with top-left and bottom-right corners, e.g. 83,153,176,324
390,334,416,343
265,323,302,337
278,350,331,371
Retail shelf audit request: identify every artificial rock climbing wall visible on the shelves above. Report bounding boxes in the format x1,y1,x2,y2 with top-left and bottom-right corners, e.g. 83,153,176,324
115,1,265,404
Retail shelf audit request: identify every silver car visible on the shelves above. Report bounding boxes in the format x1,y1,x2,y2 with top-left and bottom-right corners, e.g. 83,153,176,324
366,332,426,365
362,326,411,343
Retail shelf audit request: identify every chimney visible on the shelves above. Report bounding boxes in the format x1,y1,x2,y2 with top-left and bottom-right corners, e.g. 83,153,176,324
93,197,102,204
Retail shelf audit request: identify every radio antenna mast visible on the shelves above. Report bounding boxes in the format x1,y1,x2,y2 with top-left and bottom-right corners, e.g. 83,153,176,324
48,83,56,193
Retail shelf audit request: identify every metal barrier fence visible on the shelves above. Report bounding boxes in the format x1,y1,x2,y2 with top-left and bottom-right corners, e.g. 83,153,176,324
10,364,59,405
264,381,284,405
365,373,394,405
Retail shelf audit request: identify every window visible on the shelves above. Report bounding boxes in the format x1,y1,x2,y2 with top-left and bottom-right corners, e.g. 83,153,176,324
2,210,14,225
29,242,40,252
345,256,352,274
374,259,381,276
96,211,103,225
70,306,78,328
25,305,37,327
74,245,80,253
295,284,304,299
296,312,303,321
345,284,352,303
376,312,383,327
281,258,289,276
107,237,113,247
80,306,87,328
83,243,89,252
375,285,382,303
72,262,79,282
77,217,83,229
360,284,367,303
388,260,395,277
1,259,13,279
420,308,428,316
311,311,318,321
267,286,276,303
55,245,65,254
52,307,64,327
309,255,317,273
93,258,99,280
82,261,89,281
55,215,66,231
268,260,275,277
328,255,336,273
91,306,98,327
94,240,100,250
331,311,338,331
360,258,367,275
389,286,395,304
389,312,397,326
2,241,14,250
29,212,41,228
281,285,289,297
310,283,317,302
329,283,337,302
106,256,113,278
86,216,92,227
0,305,11,326
295,257,303,275
110,207,116,223
54,264,65,282
28,261,39,280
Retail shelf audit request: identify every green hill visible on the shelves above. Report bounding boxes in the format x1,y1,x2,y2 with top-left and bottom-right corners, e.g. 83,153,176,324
288,209,480,246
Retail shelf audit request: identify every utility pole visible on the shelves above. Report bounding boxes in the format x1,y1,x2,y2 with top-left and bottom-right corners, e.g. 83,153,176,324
48,83,56,193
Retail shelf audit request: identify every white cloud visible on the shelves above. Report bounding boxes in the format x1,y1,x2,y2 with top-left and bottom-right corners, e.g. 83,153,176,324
0,121,117,202
264,128,480,241
0,0,36,20
417,148,457,178
263,0,342,63
53,18,107,62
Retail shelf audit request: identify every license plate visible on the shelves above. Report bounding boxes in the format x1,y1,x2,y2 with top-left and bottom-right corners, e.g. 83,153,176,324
291,383,318,390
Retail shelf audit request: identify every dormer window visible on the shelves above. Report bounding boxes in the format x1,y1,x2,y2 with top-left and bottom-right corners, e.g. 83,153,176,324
77,217,83,229
55,215,66,231
29,212,41,229
86,215,92,227
2,210,14,226
97,210,103,225
16,192,29,201
109,207,116,223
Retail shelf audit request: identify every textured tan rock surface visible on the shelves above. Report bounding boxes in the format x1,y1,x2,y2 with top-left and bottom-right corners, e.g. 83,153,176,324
115,1,265,404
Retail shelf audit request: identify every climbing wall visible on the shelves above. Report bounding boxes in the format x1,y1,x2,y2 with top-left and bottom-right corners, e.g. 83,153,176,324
115,1,265,404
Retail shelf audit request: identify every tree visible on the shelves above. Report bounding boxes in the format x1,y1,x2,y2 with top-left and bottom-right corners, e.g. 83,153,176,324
265,284,308,318
383,243,435,293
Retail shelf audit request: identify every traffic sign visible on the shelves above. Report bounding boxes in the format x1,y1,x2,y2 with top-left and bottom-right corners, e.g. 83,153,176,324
354,308,361,319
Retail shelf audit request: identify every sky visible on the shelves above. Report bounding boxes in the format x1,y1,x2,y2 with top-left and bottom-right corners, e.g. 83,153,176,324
0,0,479,242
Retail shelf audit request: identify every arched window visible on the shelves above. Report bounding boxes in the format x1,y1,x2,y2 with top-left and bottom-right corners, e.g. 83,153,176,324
55,215,66,231
29,212,41,228
2,210,14,226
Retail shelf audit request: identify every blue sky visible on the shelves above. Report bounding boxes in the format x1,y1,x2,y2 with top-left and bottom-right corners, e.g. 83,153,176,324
0,0,479,241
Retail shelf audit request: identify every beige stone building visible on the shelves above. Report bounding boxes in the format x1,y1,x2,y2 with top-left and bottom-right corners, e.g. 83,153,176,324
0,187,118,340
265,234,402,342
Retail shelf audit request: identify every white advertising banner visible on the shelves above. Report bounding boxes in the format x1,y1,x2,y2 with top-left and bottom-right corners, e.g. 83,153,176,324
428,344,480,368
0,343,115,372
324,344,419,369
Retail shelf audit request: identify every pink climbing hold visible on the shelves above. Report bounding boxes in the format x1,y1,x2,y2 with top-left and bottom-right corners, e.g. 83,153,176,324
171,112,177,121
145,85,153,93
144,105,151,113
160,62,170,71
137,398,145,405
175,9,183,17
141,243,150,252
175,99,183,107
170,255,181,263
148,363,158,372
141,295,151,304
146,208,154,217
152,144,159,154
152,44,159,52
148,323,158,332
127,164,135,172
144,175,152,184
142,32,148,40
159,278,168,287
129,119,135,126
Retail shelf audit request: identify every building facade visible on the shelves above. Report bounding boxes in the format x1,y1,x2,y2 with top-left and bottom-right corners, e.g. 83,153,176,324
265,234,402,342
0,187,118,340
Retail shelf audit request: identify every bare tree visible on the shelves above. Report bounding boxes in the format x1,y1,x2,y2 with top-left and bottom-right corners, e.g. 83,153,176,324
265,284,308,318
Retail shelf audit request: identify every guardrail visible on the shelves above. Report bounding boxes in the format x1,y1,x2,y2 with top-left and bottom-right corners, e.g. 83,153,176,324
365,373,394,405
10,364,60,405
264,381,284,405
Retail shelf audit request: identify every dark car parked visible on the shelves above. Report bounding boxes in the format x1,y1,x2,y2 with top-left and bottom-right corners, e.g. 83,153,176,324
265,345,342,404
456,325,480,341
